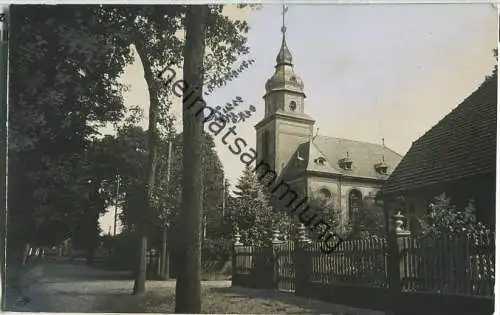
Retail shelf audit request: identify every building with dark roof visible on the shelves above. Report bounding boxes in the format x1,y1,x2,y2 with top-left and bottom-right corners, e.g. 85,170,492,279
383,73,497,229
255,26,402,222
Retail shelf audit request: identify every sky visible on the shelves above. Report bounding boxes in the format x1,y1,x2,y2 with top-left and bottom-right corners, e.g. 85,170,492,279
98,4,498,234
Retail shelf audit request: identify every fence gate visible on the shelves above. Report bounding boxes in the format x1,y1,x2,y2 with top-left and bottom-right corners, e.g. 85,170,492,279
275,241,295,292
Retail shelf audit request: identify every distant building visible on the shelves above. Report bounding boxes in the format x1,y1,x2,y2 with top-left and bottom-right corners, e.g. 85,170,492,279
255,28,402,222
383,74,497,230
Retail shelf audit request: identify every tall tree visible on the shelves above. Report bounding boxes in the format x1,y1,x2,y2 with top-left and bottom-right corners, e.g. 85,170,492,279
229,165,277,245
174,5,208,313
96,5,253,293
8,5,130,256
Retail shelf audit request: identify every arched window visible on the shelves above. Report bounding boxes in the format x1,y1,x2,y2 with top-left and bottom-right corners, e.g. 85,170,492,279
318,188,332,202
348,189,362,220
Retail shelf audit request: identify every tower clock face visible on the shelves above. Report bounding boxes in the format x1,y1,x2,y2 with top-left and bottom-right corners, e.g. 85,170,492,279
289,101,297,111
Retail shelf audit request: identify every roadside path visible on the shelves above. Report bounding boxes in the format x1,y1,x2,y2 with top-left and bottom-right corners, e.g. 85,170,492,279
6,258,386,314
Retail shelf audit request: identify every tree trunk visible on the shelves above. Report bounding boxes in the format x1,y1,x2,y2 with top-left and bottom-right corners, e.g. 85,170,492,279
133,230,147,295
132,37,160,295
174,5,208,314
0,9,8,290
159,225,169,280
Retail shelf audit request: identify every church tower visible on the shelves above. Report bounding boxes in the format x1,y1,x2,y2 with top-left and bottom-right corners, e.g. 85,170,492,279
255,6,315,175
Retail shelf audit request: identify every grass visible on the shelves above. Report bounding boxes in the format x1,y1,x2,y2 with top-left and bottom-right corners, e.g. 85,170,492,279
95,282,383,314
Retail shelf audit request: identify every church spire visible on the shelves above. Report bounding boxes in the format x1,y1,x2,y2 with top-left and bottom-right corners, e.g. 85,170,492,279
264,4,305,100
276,5,292,67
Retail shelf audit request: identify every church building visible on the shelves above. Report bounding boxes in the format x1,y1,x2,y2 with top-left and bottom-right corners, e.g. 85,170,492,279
255,21,402,222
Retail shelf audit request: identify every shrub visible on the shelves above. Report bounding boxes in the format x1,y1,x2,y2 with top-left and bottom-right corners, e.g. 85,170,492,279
201,238,232,272
417,194,494,293
419,193,490,239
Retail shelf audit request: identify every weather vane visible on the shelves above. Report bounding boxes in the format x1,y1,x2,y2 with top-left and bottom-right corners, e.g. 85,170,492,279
281,4,288,34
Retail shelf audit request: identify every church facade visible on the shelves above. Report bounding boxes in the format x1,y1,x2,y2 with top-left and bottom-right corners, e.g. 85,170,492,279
255,31,402,222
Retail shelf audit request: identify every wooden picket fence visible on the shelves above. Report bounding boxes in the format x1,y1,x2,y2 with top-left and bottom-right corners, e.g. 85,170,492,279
399,233,495,296
233,233,495,298
306,237,388,288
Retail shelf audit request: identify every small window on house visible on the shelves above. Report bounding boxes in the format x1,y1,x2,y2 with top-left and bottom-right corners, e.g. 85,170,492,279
375,161,388,174
339,152,353,170
314,157,326,166
289,101,297,111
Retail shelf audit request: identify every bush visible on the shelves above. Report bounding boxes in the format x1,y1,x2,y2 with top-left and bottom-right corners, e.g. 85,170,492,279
201,238,232,272
419,193,490,239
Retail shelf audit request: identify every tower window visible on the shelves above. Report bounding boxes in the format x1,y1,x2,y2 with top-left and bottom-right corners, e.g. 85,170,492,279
289,101,297,111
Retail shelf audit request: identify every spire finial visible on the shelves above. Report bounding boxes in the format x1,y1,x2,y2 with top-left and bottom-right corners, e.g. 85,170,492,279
382,138,385,147
281,5,288,35
275,5,293,66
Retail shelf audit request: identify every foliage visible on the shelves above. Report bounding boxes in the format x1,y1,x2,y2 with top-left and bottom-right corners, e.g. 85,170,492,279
8,3,255,251
418,193,491,239
8,5,131,249
101,126,225,245
201,238,232,268
165,132,225,236
417,193,494,293
307,198,345,236
303,195,385,241
227,165,284,246
96,5,255,132
350,196,386,238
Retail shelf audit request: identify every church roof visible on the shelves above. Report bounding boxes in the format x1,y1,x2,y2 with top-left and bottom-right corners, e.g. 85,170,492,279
292,135,403,180
384,75,497,194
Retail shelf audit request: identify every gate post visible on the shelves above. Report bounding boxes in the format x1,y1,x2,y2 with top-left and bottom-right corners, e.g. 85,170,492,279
394,212,411,291
295,223,312,297
387,208,411,315
232,228,243,287
271,228,283,290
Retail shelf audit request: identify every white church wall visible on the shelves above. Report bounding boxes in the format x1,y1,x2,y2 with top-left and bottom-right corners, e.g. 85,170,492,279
308,176,382,221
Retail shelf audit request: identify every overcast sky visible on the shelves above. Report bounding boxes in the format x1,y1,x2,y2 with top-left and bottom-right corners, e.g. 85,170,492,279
100,4,498,233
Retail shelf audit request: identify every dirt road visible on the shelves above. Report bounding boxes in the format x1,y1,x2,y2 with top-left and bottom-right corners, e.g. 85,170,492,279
5,258,386,314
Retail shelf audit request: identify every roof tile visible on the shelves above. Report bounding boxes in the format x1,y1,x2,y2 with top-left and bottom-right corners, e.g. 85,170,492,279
384,75,497,193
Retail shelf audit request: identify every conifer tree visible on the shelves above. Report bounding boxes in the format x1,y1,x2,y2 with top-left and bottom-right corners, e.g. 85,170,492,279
230,165,289,245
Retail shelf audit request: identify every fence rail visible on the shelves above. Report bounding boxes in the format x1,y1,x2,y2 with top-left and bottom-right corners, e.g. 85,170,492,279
233,233,495,298
306,237,388,288
400,233,495,296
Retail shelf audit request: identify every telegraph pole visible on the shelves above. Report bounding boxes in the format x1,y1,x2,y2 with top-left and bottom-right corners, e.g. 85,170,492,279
113,174,120,237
